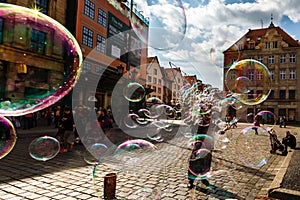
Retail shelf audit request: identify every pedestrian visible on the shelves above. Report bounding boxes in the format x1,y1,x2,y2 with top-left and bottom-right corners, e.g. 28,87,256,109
59,107,75,153
46,108,53,126
97,108,113,131
54,105,62,128
252,116,260,135
283,116,287,128
282,131,296,155
73,105,88,144
279,116,283,128
187,140,211,189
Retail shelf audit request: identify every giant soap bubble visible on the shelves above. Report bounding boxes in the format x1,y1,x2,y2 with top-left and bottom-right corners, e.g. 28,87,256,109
125,0,187,50
0,3,82,116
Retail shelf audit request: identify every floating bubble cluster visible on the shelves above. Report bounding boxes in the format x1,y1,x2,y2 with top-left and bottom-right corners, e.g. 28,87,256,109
0,116,17,159
0,3,82,116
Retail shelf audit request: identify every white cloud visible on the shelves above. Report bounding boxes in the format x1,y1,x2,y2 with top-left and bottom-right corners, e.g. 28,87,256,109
148,0,300,89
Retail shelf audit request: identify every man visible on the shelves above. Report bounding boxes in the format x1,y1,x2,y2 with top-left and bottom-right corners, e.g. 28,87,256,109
59,107,75,153
282,131,297,156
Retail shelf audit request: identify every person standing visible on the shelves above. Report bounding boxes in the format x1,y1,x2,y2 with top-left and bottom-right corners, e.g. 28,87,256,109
252,116,260,135
54,105,62,128
59,107,75,153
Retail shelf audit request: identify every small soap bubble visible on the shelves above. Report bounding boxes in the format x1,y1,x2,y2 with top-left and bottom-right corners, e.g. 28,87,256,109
28,136,60,161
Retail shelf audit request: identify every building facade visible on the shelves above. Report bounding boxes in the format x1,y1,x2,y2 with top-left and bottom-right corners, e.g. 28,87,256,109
68,0,149,110
0,0,75,110
224,22,300,122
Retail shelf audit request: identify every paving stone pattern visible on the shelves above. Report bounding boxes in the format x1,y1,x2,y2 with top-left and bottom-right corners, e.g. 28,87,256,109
0,122,299,199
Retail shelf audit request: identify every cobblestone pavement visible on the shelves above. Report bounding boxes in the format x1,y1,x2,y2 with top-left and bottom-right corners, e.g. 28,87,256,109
0,122,299,200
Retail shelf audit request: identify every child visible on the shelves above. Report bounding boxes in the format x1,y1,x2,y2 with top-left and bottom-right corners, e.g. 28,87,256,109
187,141,211,189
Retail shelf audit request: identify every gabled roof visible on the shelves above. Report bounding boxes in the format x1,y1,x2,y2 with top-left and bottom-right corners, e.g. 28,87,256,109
184,75,197,85
224,22,300,52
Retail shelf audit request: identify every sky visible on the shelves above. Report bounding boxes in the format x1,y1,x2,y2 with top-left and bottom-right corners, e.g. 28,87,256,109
136,0,300,89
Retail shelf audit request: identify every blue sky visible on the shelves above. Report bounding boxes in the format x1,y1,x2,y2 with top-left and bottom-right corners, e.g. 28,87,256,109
143,0,300,89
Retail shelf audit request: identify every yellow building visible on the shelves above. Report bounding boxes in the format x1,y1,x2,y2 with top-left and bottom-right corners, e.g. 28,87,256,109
224,22,300,122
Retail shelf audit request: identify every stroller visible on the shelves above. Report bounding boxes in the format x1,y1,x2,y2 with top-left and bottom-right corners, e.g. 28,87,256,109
268,129,286,155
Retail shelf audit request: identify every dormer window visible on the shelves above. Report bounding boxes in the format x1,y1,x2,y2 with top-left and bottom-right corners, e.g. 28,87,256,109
257,37,261,41
246,37,250,42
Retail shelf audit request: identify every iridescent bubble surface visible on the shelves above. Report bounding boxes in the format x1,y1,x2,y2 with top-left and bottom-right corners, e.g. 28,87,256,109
235,126,271,168
128,0,187,50
0,116,17,159
28,136,60,161
0,3,82,116
225,59,271,105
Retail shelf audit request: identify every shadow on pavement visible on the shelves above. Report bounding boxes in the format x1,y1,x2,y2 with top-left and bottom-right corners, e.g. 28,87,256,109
195,184,243,200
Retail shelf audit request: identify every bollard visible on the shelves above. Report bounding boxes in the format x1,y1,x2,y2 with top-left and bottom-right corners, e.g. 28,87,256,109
104,173,117,199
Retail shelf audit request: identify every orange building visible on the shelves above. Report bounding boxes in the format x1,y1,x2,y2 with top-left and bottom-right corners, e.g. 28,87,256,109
67,0,149,109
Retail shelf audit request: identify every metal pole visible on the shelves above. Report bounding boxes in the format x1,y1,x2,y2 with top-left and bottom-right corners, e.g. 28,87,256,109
103,173,117,199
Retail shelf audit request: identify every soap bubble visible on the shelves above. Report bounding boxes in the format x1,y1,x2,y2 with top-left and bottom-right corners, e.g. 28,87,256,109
125,0,187,50
28,136,60,161
225,59,271,105
235,126,271,168
127,0,187,50
0,3,82,116
0,116,17,159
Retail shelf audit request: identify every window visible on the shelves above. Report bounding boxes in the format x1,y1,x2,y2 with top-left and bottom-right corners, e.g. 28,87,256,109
153,77,157,84
158,88,161,94
280,55,286,63
84,0,95,19
34,0,48,14
97,8,107,27
272,41,278,48
154,69,157,75
96,34,105,53
174,84,176,89
82,26,93,48
279,90,286,99
266,42,270,49
290,54,296,63
268,55,274,64
30,29,46,53
270,70,274,80
280,70,286,80
153,86,156,92
257,71,263,80
289,90,295,99
289,69,296,80
268,90,274,99
257,56,263,63
0,18,3,44
248,71,254,80
250,43,255,49
82,62,92,74
178,78,181,83
147,76,152,82
95,64,104,73
158,79,161,85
